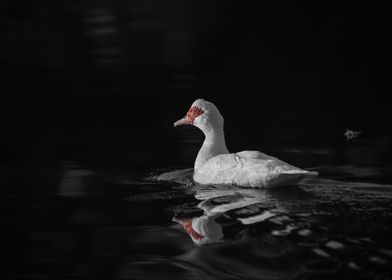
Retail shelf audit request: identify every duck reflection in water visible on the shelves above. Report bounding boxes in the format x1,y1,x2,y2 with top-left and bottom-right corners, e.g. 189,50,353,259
155,166,316,245
173,187,294,245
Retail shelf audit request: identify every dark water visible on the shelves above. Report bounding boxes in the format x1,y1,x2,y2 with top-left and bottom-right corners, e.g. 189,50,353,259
2,164,392,280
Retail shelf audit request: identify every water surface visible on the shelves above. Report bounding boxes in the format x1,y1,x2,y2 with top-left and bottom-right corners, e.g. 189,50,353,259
2,165,392,280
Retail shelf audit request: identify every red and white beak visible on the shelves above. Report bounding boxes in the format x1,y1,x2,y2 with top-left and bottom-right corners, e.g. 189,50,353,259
174,116,192,127
174,106,204,127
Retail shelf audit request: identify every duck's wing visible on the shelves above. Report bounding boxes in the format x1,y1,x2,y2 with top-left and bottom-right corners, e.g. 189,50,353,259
194,151,317,187
236,151,318,176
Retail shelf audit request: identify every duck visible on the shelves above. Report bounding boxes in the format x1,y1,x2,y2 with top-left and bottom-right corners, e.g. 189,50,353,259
174,99,318,188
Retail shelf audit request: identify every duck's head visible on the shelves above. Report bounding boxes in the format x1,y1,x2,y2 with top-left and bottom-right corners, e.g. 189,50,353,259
173,215,224,245
174,99,224,133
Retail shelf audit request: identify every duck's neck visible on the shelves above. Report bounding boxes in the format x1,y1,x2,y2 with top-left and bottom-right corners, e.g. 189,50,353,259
195,129,229,170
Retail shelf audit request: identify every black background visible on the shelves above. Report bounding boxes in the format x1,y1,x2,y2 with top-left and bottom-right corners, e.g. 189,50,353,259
1,0,390,172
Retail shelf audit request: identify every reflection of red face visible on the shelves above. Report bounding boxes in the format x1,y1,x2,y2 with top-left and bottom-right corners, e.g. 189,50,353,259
183,219,204,241
187,106,204,125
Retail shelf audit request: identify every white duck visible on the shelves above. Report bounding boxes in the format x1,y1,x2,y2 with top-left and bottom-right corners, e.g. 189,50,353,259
174,99,318,188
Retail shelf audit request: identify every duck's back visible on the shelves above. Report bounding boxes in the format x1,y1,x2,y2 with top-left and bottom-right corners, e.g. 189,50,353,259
193,151,317,188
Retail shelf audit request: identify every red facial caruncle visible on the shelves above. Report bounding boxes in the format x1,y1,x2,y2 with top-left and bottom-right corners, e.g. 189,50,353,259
186,106,205,125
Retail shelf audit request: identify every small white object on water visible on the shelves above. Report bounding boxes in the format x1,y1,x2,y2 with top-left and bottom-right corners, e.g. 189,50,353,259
344,129,363,141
